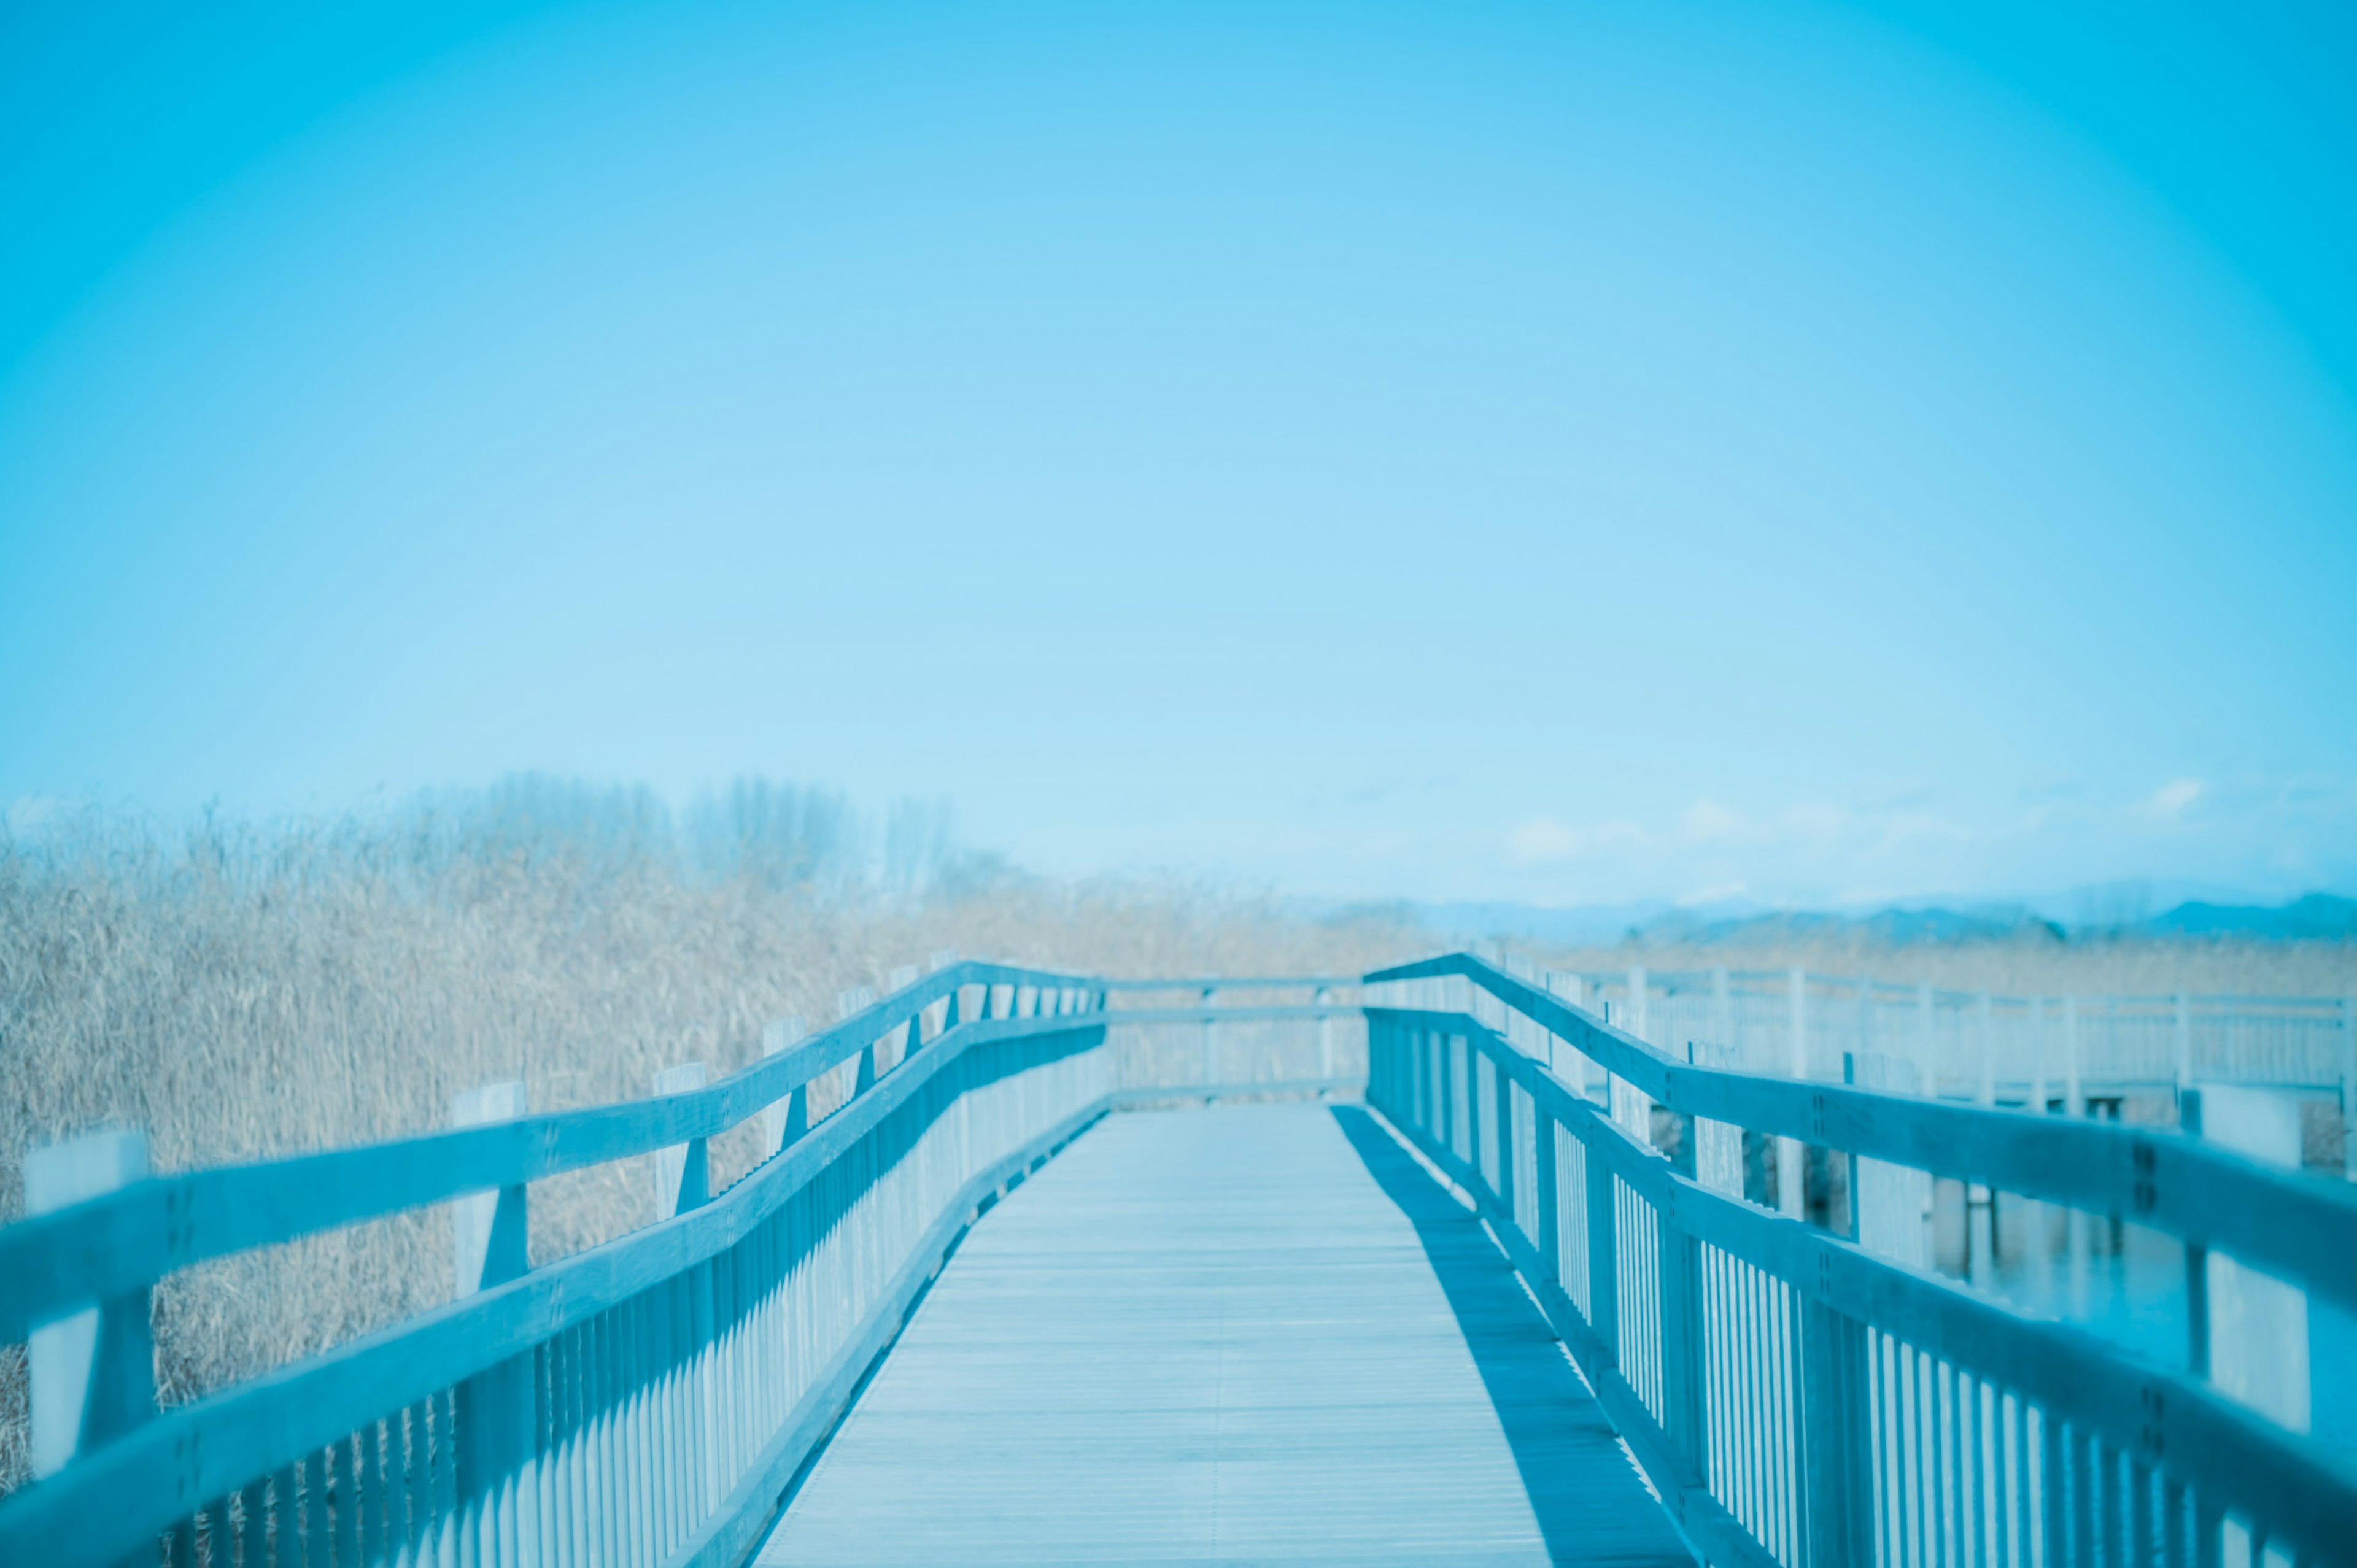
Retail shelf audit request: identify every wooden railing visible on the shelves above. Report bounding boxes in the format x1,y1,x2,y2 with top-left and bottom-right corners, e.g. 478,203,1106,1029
0,965,1352,1567
1365,954,2357,1568
1498,955,2357,1113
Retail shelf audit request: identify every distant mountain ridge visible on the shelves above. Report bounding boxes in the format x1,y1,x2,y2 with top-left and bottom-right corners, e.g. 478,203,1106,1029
1399,892,2357,947
2141,894,2357,940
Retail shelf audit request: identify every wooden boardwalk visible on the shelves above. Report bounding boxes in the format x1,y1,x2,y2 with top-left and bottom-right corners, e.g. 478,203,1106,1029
756,1103,1693,1567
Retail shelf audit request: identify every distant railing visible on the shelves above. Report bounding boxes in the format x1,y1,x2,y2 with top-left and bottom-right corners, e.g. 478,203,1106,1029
1366,954,2357,1568
0,965,1353,1567
1490,954,2357,1137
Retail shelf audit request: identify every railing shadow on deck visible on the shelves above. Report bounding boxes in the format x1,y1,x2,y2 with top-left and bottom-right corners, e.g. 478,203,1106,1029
1332,1105,1695,1567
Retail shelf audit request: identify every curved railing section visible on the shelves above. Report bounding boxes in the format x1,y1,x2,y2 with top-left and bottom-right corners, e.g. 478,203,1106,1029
0,965,1355,1567
1365,953,2357,1568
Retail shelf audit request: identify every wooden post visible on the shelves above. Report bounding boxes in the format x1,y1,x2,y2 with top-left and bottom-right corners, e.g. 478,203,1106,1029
1493,1054,1515,1210
2029,998,2049,1114
452,1083,531,1295
1782,969,1808,1218
449,1084,535,1566
2175,993,2195,1111
1201,986,1218,1089
2343,998,2357,1180
2181,1087,2210,1378
1438,1033,1454,1162
652,1063,710,1218
1916,981,1936,1097
2185,1085,2312,1431
25,1128,154,1480
1317,986,1334,1080
1465,1037,1485,1181
835,986,879,1095
762,1018,808,1155
1976,991,1996,1107
1614,966,1651,1141
2063,995,2084,1118
889,965,920,1068
1711,966,1732,1055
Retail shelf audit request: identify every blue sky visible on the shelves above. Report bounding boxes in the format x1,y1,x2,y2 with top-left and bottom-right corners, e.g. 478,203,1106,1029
4,0,2354,908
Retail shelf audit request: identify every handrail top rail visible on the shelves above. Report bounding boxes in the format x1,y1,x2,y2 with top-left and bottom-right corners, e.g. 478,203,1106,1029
1462,962,2351,1014
1097,975,1358,991
0,959,1098,1342
1364,951,2357,1316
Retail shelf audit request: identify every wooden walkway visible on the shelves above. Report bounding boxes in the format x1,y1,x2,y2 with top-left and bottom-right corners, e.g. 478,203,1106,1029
755,1103,1693,1567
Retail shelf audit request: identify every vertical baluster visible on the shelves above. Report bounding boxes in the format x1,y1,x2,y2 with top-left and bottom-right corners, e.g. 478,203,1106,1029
635,1295,659,1567
2161,1478,2189,1568
1586,1130,1619,1375
266,1462,296,1568
2069,1424,2096,1568
2191,1492,2223,1568
2100,1440,2126,1568
335,1434,360,1568
2014,1397,2037,1568
1536,1099,1560,1285
2131,1461,2158,1568
393,1413,416,1568
592,1313,616,1568
1660,1210,1704,1503
1990,1388,2013,1568
234,1478,265,1568
358,1419,387,1568
317,1444,344,1568
1879,1336,1901,1568
548,1338,571,1568
1802,1291,1871,1568
1741,1265,1762,1551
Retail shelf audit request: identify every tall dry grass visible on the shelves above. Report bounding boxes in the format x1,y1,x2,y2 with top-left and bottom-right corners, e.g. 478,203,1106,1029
0,800,1414,1492
6,794,2351,1493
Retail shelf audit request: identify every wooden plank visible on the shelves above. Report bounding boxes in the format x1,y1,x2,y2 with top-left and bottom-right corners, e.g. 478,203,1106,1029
758,1105,1692,1567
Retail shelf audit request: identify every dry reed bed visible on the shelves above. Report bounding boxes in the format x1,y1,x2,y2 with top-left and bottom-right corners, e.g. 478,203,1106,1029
0,826,1409,1493
5,817,2350,1494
